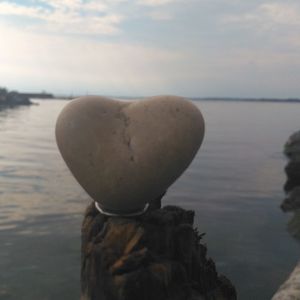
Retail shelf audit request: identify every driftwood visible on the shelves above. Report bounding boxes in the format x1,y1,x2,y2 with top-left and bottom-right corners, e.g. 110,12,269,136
81,200,236,300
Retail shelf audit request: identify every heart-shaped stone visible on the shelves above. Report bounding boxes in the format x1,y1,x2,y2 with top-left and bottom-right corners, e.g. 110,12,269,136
55,95,204,215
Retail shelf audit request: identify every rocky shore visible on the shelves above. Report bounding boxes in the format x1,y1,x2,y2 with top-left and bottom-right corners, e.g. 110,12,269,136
282,130,300,212
0,87,32,108
272,130,300,299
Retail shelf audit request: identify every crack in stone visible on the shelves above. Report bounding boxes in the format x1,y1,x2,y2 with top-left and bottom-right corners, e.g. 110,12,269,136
117,107,135,162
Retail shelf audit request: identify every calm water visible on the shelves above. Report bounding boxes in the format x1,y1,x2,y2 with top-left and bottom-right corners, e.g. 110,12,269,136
0,99,299,300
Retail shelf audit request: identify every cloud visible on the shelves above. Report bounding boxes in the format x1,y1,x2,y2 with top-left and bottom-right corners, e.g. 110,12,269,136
137,0,177,7
223,2,300,27
0,1,124,35
221,1,300,53
0,2,47,18
40,0,108,13
0,0,183,36
1,0,300,97
3,17,299,98
148,11,173,20
261,3,300,26
0,23,184,95
39,14,124,35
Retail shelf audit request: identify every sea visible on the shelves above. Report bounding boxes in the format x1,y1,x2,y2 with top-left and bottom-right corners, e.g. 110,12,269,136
0,99,299,300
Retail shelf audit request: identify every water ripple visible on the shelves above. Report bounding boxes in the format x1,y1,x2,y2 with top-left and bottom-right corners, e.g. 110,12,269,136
0,99,300,300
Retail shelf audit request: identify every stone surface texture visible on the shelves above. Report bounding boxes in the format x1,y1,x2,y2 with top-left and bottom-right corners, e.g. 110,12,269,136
282,187,300,212
285,131,300,162
56,96,205,214
276,130,300,299
282,130,300,211
272,262,300,300
81,202,237,300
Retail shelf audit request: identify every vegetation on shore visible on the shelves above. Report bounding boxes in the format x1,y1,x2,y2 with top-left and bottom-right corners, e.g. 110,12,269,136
0,87,32,107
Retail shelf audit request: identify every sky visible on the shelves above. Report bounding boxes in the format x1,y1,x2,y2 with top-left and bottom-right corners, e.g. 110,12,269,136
0,0,300,98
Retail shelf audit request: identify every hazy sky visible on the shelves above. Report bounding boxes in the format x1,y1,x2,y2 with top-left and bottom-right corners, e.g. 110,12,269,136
0,0,300,97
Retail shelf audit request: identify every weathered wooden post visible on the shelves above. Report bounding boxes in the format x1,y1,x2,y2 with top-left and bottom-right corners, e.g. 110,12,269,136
55,95,237,300
80,201,236,300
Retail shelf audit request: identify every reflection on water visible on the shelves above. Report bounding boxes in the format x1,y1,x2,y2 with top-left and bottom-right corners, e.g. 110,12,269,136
0,101,87,300
0,99,300,300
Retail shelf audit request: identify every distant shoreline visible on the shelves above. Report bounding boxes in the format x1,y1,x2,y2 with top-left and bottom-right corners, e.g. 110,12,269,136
190,97,300,103
49,95,300,103
21,92,54,99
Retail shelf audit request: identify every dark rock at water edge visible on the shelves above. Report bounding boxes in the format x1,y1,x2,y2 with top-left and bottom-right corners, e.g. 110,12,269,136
282,130,300,211
285,161,300,182
281,187,300,212
266,131,300,298
283,161,300,193
81,203,237,300
287,210,300,241
284,131,300,162
284,178,300,194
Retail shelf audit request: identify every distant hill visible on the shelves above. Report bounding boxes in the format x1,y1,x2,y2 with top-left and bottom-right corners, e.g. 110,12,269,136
19,92,54,99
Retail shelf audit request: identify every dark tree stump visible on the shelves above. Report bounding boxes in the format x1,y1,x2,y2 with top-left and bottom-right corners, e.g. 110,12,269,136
81,203,236,300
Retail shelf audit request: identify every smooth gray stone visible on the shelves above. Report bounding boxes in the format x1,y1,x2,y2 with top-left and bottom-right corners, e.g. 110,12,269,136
55,95,205,214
